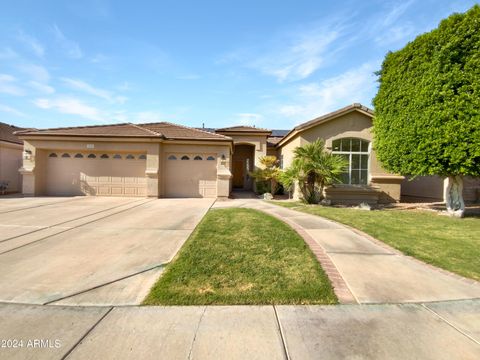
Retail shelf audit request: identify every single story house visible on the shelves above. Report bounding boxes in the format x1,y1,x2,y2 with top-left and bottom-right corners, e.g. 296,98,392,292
15,103,478,203
0,122,24,194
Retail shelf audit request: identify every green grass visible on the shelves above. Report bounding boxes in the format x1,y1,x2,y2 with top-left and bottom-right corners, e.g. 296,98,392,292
271,201,480,281
143,208,337,305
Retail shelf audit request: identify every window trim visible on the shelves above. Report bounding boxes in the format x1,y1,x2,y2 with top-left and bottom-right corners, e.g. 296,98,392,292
331,138,370,185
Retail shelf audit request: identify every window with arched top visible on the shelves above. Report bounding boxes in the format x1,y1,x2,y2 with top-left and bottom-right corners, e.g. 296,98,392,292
74,153,84,158
100,154,109,159
331,138,370,185
113,154,122,159
139,154,147,160
126,154,135,159
206,156,215,161
194,155,203,160
49,153,58,158
168,155,177,160
87,154,96,159
61,153,71,158
181,155,190,160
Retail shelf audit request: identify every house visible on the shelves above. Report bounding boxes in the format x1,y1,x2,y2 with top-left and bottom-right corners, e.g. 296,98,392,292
0,122,24,194
14,104,410,203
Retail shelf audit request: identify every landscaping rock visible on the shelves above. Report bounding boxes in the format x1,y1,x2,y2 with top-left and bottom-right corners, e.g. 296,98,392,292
320,199,332,206
358,202,372,211
262,193,273,200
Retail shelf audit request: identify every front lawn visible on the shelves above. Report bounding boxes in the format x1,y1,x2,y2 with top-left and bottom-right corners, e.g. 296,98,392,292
271,201,480,281
143,208,337,305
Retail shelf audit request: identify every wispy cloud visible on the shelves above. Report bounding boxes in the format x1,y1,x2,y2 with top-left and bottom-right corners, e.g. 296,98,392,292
29,81,55,94
0,74,25,96
0,47,18,59
61,77,127,104
17,64,50,83
275,62,378,122
220,18,349,82
33,97,103,121
134,111,168,123
372,1,417,46
16,30,45,57
0,103,26,117
234,113,263,126
52,24,83,59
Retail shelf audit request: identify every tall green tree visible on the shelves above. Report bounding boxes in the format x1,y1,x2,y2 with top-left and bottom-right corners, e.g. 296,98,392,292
373,5,480,217
279,139,348,204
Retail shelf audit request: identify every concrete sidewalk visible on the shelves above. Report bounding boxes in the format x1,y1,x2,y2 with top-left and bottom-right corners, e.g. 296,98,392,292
1,300,479,360
213,199,480,304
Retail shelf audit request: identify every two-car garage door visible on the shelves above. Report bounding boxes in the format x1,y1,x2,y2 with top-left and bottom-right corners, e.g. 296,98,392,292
45,151,147,196
44,151,218,198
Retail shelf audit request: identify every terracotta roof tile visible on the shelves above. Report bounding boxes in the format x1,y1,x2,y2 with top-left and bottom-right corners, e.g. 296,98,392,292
215,125,271,134
17,121,231,141
0,122,24,144
140,122,230,140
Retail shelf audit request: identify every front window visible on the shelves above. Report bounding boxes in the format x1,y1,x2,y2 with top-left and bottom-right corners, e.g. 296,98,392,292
332,138,369,185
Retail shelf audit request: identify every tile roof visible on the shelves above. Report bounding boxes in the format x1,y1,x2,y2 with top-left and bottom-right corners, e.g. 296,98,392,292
267,137,283,147
17,122,231,141
277,103,374,147
215,125,271,134
0,122,24,144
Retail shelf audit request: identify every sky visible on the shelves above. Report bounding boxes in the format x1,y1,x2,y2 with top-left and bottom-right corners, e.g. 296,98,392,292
0,0,478,130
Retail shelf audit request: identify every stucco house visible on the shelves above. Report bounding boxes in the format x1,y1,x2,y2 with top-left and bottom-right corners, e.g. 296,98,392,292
0,122,24,194
19,103,466,203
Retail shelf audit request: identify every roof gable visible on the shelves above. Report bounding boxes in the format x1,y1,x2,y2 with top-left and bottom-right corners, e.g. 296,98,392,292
277,103,374,147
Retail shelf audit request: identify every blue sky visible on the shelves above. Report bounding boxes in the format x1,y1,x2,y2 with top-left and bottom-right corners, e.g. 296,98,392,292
0,0,477,130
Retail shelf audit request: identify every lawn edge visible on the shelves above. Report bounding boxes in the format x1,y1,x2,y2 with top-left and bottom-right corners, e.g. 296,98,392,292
269,201,480,286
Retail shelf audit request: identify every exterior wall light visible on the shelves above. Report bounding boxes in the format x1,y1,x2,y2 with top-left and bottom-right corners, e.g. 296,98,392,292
23,150,33,161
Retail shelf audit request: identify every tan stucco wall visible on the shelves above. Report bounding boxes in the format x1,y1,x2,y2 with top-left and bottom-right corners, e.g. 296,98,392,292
0,141,23,193
402,175,480,202
20,137,231,199
277,111,403,203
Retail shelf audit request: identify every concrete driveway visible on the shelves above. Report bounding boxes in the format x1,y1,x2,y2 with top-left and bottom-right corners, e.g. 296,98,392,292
0,196,214,305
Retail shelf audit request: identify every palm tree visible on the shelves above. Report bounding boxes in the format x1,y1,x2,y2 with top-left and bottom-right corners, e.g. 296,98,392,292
249,156,280,194
278,139,348,204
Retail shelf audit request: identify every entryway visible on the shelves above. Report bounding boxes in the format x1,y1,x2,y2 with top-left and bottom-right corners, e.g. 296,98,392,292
232,144,255,190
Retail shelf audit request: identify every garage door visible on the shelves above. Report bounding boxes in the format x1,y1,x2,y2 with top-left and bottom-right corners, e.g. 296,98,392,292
45,151,147,196
164,153,217,198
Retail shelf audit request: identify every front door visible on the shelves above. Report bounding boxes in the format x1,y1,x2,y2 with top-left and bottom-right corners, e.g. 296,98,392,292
232,160,244,188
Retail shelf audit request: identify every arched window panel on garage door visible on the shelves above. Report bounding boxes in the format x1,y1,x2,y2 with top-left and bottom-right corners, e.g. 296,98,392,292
61,153,71,158
138,154,147,160
74,153,84,158
126,154,135,159
168,155,177,160
48,153,58,157
181,155,190,160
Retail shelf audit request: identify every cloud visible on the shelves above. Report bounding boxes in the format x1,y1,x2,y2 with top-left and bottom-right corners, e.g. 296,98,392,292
276,62,378,122
0,74,25,96
61,77,127,103
0,47,18,59
372,1,417,46
33,97,103,121
0,103,26,117
90,53,108,63
16,30,45,57
29,81,55,94
220,19,348,82
234,113,263,126
52,24,83,59
17,64,50,83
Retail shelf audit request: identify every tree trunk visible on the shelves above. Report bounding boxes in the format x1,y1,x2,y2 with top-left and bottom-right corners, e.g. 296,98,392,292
444,175,465,218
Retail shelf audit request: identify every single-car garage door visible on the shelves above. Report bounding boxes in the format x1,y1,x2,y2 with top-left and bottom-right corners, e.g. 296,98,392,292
45,151,147,196
164,153,217,198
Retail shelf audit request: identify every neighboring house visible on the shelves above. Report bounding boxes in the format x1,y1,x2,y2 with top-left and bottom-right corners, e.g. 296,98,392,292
0,122,24,194
17,103,476,203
